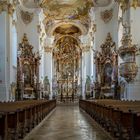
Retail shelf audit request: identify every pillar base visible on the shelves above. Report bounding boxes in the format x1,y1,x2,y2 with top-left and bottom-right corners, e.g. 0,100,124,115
0,84,9,101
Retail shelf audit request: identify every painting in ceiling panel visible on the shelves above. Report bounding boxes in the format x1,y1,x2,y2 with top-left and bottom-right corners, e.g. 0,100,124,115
20,0,40,8
40,0,93,20
93,0,112,7
54,24,81,35
20,0,113,9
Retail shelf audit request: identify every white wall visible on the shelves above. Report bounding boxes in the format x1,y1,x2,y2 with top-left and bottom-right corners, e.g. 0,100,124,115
0,11,17,101
93,4,119,86
16,7,40,52
0,12,8,101
10,12,17,86
16,7,46,94
94,5,119,51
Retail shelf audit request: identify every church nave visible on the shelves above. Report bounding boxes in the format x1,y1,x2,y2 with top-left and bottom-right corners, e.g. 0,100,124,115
24,105,112,140
0,0,140,140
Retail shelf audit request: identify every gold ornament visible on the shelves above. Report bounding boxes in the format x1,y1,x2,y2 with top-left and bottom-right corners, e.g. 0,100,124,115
118,24,138,82
116,0,140,11
0,1,15,15
20,10,34,24
101,9,113,23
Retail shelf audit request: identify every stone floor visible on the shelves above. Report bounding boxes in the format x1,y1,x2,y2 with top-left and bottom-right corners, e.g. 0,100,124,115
24,105,113,140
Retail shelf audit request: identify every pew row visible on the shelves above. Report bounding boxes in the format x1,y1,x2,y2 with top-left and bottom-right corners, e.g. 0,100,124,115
79,99,140,140
0,99,56,140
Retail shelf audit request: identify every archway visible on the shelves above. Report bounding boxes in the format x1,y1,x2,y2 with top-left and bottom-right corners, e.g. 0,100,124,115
53,36,82,102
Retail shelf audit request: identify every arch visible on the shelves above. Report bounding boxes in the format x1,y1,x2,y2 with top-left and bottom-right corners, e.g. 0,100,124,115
46,21,88,36
53,35,82,49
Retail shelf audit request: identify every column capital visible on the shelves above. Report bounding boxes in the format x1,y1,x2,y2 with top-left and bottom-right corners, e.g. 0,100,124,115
0,1,15,16
82,46,90,52
44,46,53,53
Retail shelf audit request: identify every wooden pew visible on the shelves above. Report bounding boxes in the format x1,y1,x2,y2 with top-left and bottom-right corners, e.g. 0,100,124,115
0,99,56,140
79,99,140,140
0,113,6,140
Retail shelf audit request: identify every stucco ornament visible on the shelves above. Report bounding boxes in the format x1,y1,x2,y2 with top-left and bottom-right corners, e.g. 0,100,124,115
20,10,34,24
94,0,112,7
0,1,15,15
101,9,113,23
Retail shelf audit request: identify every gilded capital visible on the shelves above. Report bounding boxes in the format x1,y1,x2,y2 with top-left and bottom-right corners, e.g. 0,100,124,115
82,46,90,52
44,46,53,53
0,1,15,15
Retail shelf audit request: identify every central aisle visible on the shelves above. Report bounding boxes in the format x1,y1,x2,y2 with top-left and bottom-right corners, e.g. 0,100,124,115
24,105,112,140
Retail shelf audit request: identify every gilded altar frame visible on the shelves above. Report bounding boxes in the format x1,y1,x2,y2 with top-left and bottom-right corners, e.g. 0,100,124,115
17,34,40,100
94,33,118,98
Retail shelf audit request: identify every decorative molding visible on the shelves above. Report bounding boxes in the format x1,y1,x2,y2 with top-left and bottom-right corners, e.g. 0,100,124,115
94,33,118,89
93,0,112,7
44,47,53,53
0,1,15,15
115,0,140,11
82,46,90,52
17,33,40,99
101,9,113,23
20,10,34,24
92,24,97,33
37,25,42,34
19,33,34,58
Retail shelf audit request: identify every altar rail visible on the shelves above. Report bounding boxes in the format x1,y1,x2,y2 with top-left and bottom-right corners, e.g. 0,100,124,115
79,99,140,140
0,99,56,140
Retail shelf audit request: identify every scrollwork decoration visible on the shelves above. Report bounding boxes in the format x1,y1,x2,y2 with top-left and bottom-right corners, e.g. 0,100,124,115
0,1,15,15
101,9,113,23
20,10,34,24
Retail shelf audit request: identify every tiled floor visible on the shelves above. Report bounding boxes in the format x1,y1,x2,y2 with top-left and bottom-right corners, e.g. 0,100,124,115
24,105,112,140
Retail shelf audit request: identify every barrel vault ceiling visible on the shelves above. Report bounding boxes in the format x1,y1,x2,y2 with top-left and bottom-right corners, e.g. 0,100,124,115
19,0,113,39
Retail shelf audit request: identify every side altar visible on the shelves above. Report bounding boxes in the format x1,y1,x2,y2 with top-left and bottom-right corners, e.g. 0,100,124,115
17,34,40,100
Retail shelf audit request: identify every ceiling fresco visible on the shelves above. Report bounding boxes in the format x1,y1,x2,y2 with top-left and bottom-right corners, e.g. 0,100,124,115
20,0,40,8
40,0,93,20
20,0,113,9
54,24,82,35
93,0,112,7
19,0,113,37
